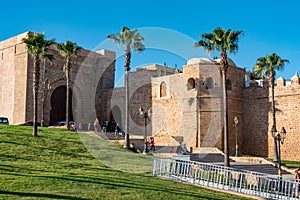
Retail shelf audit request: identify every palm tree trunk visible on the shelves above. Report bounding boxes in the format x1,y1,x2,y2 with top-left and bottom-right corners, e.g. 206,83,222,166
124,45,131,148
222,70,229,167
270,72,278,163
33,56,40,136
220,51,230,167
125,45,131,71
196,98,199,148
41,60,46,127
66,57,70,130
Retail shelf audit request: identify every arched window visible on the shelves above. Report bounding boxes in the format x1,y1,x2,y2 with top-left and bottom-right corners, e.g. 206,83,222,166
205,77,214,89
187,78,195,90
160,81,167,97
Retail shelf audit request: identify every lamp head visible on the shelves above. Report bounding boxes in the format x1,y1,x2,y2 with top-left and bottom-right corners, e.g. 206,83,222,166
139,107,144,116
280,127,286,139
147,108,152,119
234,116,239,125
271,126,277,137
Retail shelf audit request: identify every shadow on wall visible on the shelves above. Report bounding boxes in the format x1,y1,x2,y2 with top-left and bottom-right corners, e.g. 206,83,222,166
242,81,269,157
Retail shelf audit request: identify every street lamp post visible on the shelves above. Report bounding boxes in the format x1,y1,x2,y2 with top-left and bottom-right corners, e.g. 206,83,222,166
272,127,287,176
139,107,151,153
234,115,239,157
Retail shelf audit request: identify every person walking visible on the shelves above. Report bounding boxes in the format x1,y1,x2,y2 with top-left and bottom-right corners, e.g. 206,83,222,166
114,123,119,138
94,118,100,132
149,137,155,151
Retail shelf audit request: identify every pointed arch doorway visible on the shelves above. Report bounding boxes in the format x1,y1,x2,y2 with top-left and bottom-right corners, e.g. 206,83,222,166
50,86,73,125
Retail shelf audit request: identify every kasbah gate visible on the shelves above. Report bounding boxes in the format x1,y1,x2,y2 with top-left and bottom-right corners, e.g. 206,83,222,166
1,32,300,161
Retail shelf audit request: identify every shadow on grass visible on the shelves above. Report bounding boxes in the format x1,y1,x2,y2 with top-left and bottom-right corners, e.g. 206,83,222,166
29,174,217,199
0,190,89,200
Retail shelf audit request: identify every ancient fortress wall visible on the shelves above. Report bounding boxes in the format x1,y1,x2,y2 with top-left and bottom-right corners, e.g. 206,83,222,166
270,75,300,161
126,65,177,136
0,32,116,125
2,32,300,161
242,81,269,156
0,32,28,124
242,74,300,161
150,59,245,152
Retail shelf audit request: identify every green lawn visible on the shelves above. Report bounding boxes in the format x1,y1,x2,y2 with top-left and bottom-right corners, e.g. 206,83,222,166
0,125,253,200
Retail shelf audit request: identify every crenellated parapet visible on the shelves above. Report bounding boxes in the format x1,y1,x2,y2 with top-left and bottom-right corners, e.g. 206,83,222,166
275,71,300,87
243,71,300,160
244,71,300,94
274,72,300,97
291,71,299,85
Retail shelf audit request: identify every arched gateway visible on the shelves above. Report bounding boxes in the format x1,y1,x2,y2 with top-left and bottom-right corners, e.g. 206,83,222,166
50,86,73,125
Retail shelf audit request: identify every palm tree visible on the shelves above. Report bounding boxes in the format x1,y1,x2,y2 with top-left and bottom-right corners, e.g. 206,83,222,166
194,27,243,167
22,32,54,136
253,53,289,163
57,41,82,130
108,26,145,145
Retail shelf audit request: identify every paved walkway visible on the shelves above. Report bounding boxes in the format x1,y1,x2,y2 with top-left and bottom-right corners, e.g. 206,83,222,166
93,132,296,181
189,153,294,180
150,145,295,180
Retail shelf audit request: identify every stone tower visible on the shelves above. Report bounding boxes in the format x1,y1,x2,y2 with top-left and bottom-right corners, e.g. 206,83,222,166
0,32,115,126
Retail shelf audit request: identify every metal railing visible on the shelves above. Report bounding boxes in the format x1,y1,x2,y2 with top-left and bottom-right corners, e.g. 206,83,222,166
152,158,300,199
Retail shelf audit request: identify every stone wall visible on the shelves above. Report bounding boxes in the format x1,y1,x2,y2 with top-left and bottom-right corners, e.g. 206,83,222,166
0,32,28,124
242,81,269,156
242,75,300,161
152,74,190,146
3,32,300,162
270,76,300,161
37,47,115,125
0,32,116,126
197,60,245,154
150,59,245,152
128,65,168,136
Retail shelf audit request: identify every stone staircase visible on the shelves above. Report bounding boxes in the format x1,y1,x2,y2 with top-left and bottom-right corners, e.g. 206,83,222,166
188,152,294,179
91,132,295,180
151,145,294,180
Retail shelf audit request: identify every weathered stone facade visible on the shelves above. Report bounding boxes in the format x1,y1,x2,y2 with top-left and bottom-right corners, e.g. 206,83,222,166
121,58,300,162
243,74,300,161
149,58,244,154
0,32,115,126
111,64,177,137
2,32,300,162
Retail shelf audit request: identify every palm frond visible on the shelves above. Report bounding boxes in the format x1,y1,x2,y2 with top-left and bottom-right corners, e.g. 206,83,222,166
57,40,81,57
23,32,55,61
108,26,145,53
132,42,145,52
195,27,243,57
253,53,289,79
42,54,55,62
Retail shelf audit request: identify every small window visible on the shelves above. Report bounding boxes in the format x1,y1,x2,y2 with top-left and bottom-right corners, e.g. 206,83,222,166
226,79,232,90
160,81,167,97
187,78,195,90
205,77,214,89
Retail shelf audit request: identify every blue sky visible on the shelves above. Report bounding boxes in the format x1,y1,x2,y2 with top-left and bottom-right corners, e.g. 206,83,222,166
2,0,300,84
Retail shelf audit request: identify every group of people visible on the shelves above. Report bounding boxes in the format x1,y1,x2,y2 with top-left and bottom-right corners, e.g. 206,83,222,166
93,118,125,137
92,117,156,151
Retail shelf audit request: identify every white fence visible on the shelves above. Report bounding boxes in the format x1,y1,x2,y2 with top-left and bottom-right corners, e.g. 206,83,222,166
152,158,300,199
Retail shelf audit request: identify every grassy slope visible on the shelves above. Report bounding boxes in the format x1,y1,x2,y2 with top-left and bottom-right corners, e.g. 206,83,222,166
0,126,253,200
